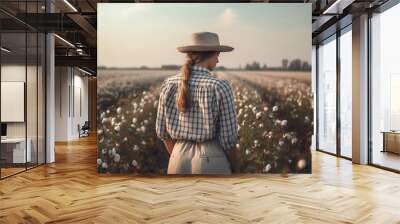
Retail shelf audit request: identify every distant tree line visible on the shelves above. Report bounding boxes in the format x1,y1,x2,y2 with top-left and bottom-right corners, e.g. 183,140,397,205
161,64,180,70
99,59,311,71
242,59,311,71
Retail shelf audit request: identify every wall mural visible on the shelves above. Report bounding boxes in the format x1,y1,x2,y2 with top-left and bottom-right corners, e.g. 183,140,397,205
97,3,313,175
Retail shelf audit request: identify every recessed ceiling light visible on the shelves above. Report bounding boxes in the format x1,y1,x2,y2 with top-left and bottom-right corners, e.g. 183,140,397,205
322,0,354,15
63,0,78,12
78,67,93,76
1,47,11,53
54,34,75,48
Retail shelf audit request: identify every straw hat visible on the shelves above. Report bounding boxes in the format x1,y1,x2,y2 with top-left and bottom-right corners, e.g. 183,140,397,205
177,32,234,53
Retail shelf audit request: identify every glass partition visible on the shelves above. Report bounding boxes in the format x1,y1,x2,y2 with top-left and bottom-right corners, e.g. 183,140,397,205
1,31,28,177
0,1,46,179
317,35,337,154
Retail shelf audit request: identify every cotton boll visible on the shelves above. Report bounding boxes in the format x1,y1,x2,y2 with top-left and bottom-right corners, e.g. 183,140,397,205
97,158,102,165
256,112,262,120
108,149,113,157
254,140,260,147
114,153,121,163
238,108,243,116
101,118,109,125
297,159,306,170
111,117,117,126
264,164,271,172
114,124,121,132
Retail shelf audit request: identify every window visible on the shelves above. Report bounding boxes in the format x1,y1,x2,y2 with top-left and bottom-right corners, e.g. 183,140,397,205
317,35,337,154
339,26,352,158
370,3,400,171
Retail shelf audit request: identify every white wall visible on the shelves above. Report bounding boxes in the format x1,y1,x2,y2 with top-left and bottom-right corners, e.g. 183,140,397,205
1,66,26,137
54,67,89,141
71,72,89,139
55,66,69,141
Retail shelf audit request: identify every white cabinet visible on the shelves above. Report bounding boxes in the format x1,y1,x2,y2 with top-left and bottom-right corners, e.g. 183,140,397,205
1,138,32,163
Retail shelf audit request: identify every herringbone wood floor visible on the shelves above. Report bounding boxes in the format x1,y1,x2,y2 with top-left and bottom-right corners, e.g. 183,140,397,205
1,135,400,224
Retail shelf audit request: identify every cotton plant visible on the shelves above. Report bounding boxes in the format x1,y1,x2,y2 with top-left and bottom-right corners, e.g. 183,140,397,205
97,77,169,174
97,70,313,174
232,74,312,173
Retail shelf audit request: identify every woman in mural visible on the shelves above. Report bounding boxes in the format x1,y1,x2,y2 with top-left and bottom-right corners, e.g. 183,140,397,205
155,32,240,175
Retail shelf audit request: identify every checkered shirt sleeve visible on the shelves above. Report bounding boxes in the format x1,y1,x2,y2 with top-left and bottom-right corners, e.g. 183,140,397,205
155,80,172,141
215,80,239,151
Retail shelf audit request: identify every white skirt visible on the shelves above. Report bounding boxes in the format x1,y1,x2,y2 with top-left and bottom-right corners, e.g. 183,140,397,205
167,139,232,175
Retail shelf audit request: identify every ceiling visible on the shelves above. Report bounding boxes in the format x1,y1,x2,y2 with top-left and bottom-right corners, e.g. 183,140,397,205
310,0,390,44
0,0,394,75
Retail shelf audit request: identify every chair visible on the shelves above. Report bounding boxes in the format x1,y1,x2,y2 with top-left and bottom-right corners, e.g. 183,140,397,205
78,121,90,138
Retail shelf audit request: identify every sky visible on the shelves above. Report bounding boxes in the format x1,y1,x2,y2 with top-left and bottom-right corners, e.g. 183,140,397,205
98,3,311,68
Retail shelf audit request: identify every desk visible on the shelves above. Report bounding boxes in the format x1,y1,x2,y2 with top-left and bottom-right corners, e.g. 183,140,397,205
1,138,31,163
381,131,400,154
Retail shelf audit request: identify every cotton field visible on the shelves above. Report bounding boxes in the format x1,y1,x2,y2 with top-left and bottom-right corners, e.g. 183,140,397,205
97,69,313,174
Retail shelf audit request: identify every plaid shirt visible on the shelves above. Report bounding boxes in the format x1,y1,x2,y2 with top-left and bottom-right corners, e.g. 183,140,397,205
155,65,238,151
